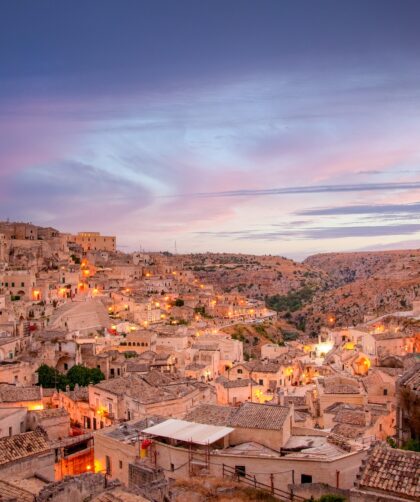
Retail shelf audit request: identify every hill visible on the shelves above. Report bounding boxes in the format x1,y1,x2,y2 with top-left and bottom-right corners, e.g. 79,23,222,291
183,249,420,337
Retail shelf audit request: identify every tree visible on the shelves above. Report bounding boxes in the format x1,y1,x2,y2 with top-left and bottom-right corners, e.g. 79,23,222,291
36,364,68,391
67,365,105,388
174,298,184,307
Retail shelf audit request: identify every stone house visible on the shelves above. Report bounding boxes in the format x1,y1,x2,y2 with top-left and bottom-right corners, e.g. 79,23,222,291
351,444,419,501
0,430,54,482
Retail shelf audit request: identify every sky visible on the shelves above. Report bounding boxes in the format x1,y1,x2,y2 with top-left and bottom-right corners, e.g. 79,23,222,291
1,0,420,259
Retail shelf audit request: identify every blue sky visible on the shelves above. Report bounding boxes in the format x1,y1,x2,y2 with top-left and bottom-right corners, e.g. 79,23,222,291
1,0,420,258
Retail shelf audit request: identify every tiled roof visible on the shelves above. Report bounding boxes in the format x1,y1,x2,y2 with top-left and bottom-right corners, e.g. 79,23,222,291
0,384,41,403
94,373,202,404
184,404,236,426
185,363,206,371
218,378,256,389
185,402,291,430
42,388,55,397
125,362,150,373
0,430,50,466
357,444,420,500
323,378,360,394
334,409,366,426
326,433,352,452
243,361,281,373
230,402,290,430
294,410,310,422
331,423,364,439
0,479,34,502
284,395,306,407
65,387,89,402
32,407,69,420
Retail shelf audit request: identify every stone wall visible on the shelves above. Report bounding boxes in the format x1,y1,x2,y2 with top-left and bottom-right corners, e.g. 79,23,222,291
36,473,117,502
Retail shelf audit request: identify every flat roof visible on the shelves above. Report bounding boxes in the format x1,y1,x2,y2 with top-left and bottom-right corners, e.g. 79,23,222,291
142,418,234,445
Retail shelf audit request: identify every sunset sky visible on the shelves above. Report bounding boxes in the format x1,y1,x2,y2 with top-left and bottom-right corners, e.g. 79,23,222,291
1,0,420,258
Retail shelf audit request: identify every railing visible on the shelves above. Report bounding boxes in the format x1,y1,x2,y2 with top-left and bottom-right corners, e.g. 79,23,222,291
222,464,306,502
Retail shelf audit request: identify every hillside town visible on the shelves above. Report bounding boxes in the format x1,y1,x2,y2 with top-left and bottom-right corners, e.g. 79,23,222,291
0,221,418,501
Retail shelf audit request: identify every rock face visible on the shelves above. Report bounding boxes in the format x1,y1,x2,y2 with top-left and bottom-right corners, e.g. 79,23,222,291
301,249,420,334
184,253,326,299
185,249,420,335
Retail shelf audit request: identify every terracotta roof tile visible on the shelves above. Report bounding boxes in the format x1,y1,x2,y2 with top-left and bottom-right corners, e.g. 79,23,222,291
184,404,236,426
0,384,41,403
357,444,420,500
229,402,290,430
0,431,50,466
0,479,34,502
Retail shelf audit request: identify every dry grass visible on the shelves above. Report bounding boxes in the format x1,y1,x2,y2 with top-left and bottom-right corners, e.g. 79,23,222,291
173,477,278,502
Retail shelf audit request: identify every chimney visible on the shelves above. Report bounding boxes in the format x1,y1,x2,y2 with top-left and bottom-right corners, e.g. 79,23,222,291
278,389,285,406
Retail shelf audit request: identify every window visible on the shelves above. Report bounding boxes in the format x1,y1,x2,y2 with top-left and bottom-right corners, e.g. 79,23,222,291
106,455,112,475
64,363,68,371
119,460,123,469
8,427,12,437
301,474,312,484
237,369,243,374
383,389,388,396
259,379,264,385
110,368,115,377
21,282,24,287
235,466,246,477
170,463,175,472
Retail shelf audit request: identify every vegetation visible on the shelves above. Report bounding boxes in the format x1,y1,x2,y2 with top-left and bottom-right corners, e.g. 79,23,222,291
282,330,298,341
265,286,316,312
67,365,104,387
36,364,68,390
313,496,346,502
386,436,397,448
174,298,184,307
402,438,420,452
36,363,104,391
70,254,81,264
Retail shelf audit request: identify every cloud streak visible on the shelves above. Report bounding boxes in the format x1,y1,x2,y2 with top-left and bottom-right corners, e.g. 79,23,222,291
180,181,420,199
297,201,420,216
197,223,420,241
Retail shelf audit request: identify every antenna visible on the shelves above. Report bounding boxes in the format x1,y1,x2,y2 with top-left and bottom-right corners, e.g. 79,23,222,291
174,241,178,255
